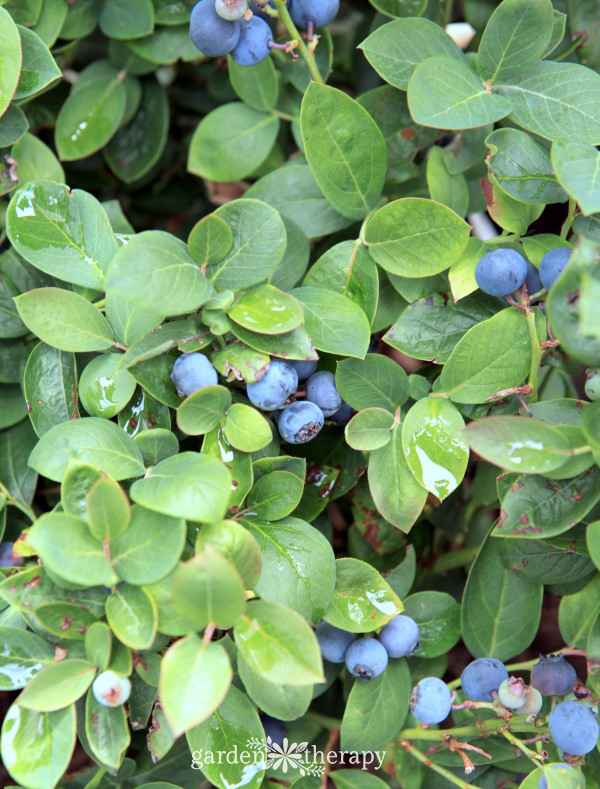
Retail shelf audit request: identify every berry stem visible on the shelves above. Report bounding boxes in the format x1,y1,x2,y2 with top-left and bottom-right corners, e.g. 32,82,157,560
560,197,577,239
399,741,482,789
0,483,36,522
398,716,542,740
500,729,545,767
272,0,324,84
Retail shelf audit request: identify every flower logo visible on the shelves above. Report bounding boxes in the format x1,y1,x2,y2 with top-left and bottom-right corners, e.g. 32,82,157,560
246,737,325,776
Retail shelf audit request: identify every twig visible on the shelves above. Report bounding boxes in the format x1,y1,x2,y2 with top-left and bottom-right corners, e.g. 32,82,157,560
399,741,483,789
321,729,339,789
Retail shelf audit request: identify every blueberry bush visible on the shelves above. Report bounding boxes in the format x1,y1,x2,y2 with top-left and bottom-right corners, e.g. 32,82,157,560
0,0,599,787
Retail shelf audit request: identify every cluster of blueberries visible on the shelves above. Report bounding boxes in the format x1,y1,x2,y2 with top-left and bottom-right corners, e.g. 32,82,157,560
317,620,599,759
189,0,339,66
474,246,571,299
171,352,351,444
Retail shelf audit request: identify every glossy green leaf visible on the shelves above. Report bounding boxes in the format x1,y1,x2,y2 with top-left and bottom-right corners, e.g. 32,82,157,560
224,403,272,453
176,385,231,436
336,354,409,413
0,7,22,119
245,471,304,520
84,622,112,671
551,141,600,216
188,214,233,266
212,343,270,384
14,25,60,101
426,145,469,217
558,574,600,648
106,584,157,650
345,408,394,451
228,285,304,335
403,591,461,657
0,420,38,507
99,0,154,39
237,650,312,721
86,476,130,541
324,557,403,633
0,105,28,147
588,521,600,571
228,54,279,112
33,601,98,640
17,658,96,711
202,427,253,509
300,82,387,220
85,687,130,771
231,324,317,362
79,352,136,419
23,343,79,437
0,626,54,691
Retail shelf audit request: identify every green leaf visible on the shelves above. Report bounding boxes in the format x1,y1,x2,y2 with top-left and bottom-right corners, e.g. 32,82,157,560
99,0,154,39
403,591,461,657
498,61,600,145
499,530,595,585
464,416,574,474
106,584,157,650
477,0,554,84
187,684,265,789
119,318,209,370
332,772,389,789
212,343,270,384
494,469,600,539
234,600,324,685
23,343,78,437
439,308,531,403
160,635,232,737
208,199,287,290
223,403,272,453
304,240,379,326
340,658,410,752
7,182,116,289
106,231,212,318
111,504,185,585
426,146,469,217
461,533,542,661
14,25,60,102
228,55,279,112
27,512,118,586
106,296,163,348
368,428,428,533
85,622,112,671
104,79,169,184
365,198,470,277
1,704,76,789
482,173,545,234
17,659,96,712
0,105,28,147
402,398,468,501
291,286,370,359
79,352,137,419
55,76,128,160
0,7,22,119
188,103,279,182
85,688,130,771
245,471,304,520
486,127,566,204
14,288,114,352
243,515,336,624
236,651,312,721
202,427,253,510
589,521,600,571
558,574,600,648
176,386,232,436
129,451,231,523
551,141,600,216
231,324,317,362
0,420,38,507
345,408,395,451
408,56,512,130
29,418,145,482
228,285,303,335
359,17,465,91
324,557,403,633
300,82,387,220
196,520,262,590
0,626,54,690
33,601,98,641
336,354,409,413
33,0,69,48
188,214,233,266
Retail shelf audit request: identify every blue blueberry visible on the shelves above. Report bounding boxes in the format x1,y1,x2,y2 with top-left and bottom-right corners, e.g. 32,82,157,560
230,15,273,65
262,716,286,746
215,0,247,20
345,637,388,680
548,701,599,755
525,261,542,296
461,658,508,702
250,0,274,18
288,0,339,28
289,359,318,382
410,677,453,724
539,764,573,789
378,615,419,658
475,248,528,297
190,0,241,55
278,401,324,444
247,360,298,411
539,248,572,289
531,654,577,697
171,353,218,396
315,622,355,663
306,371,342,417
0,542,23,568
330,402,353,425
585,369,600,401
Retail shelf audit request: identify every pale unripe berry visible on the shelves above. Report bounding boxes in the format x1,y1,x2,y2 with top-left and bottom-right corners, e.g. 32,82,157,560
92,670,131,707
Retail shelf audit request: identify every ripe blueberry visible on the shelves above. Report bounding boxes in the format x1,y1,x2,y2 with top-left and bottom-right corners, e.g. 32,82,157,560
278,401,324,444
288,0,339,28
474,248,528,298
306,371,342,417
539,765,573,789
190,0,241,55
171,353,218,396
461,658,508,702
250,1,274,18
498,677,529,710
289,359,318,382
378,615,419,658
524,261,542,296
409,677,452,724
315,622,355,663
539,247,572,289
262,715,286,746
230,15,273,65
330,402,353,425
585,369,600,401
215,0,247,20
531,654,577,697
92,670,131,707
345,637,388,680
246,359,298,411
0,542,24,568
548,701,599,755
